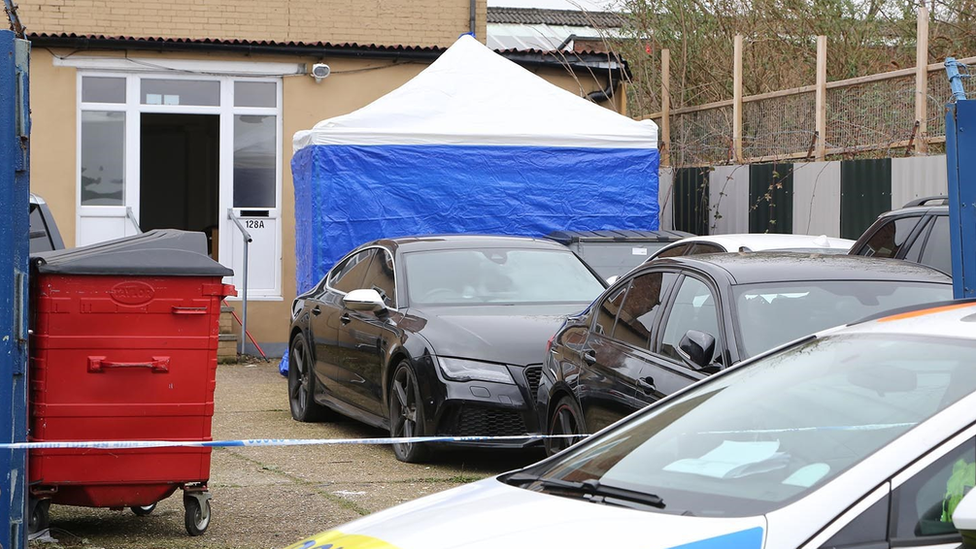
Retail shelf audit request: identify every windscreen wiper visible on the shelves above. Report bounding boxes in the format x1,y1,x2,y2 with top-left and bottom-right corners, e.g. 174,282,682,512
504,472,665,508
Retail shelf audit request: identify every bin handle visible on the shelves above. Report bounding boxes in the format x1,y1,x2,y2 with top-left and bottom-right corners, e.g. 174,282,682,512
172,306,208,315
88,356,170,374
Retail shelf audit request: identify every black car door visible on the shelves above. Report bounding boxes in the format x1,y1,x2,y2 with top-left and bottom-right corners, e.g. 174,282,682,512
312,249,373,397
637,273,724,405
333,248,399,419
576,270,677,433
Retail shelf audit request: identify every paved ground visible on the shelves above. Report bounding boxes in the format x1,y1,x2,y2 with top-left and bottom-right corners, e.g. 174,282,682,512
37,361,540,549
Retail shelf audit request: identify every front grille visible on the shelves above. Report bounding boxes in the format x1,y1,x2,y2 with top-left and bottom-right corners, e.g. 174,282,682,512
523,365,542,403
456,407,527,437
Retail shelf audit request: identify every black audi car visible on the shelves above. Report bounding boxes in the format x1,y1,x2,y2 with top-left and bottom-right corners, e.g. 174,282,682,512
537,252,953,455
287,235,606,462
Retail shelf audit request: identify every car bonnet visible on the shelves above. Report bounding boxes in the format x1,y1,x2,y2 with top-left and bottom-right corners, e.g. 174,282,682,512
284,478,768,549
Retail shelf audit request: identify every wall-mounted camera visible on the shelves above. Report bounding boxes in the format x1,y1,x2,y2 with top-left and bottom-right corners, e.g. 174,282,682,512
310,63,331,83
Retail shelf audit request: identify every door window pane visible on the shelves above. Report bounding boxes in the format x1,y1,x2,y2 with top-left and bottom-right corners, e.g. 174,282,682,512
594,285,627,336
919,216,951,274
233,115,276,208
82,76,125,103
820,494,890,549
612,272,675,349
81,111,125,206
361,249,396,307
660,277,720,365
860,216,921,258
234,81,276,107
656,243,689,258
330,250,373,293
893,438,976,540
141,79,219,106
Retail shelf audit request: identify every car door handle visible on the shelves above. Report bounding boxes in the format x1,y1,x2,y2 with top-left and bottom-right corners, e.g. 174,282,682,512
582,350,597,365
637,376,657,395
312,306,321,316
340,313,351,325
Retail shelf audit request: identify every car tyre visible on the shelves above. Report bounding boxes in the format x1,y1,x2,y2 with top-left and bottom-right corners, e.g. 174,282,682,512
546,395,585,457
288,333,330,422
389,361,431,463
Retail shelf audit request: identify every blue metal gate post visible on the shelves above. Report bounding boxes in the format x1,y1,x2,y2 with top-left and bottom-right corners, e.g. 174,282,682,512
946,58,976,299
0,28,31,549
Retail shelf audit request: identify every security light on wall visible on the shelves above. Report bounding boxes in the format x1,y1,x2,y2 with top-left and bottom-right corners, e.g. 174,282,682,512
310,64,331,82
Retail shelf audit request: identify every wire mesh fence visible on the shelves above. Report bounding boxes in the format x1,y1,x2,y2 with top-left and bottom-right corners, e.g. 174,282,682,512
658,60,976,167
742,92,816,159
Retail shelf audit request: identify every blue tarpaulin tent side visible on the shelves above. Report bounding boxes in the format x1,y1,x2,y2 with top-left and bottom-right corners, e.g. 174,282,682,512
291,144,659,294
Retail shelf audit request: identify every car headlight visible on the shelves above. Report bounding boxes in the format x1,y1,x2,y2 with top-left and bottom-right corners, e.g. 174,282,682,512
436,357,514,384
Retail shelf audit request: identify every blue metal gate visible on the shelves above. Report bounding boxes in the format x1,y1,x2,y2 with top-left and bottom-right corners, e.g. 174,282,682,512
945,59,976,299
0,27,31,549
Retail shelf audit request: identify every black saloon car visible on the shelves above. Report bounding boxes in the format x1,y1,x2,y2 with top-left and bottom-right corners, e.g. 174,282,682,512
288,235,606,462
538,252,952,455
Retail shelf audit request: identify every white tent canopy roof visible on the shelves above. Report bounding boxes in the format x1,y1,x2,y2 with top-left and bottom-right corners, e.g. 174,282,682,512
293,35,657,152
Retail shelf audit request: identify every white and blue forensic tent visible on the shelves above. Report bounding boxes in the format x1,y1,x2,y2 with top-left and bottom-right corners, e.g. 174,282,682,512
291,35,659,293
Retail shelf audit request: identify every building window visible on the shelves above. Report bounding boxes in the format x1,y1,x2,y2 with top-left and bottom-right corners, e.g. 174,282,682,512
233,114,277,208
141,79,220,106
80,111,126,206
234,81,276,108
82,76,125,104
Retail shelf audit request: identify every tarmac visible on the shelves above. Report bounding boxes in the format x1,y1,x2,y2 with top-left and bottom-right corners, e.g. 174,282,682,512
35,361,539,548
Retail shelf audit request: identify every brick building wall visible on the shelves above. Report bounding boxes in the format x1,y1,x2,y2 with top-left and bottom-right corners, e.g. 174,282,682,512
17,0,488,47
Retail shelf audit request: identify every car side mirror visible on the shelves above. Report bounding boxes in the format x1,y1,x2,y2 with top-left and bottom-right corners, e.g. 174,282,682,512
343,289,386,313
678,330,716,370
953,489,976,547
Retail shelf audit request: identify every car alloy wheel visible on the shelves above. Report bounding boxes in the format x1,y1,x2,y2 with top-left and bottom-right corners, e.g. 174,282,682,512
288,333,328,422
547,396,584,457
390,361,430,463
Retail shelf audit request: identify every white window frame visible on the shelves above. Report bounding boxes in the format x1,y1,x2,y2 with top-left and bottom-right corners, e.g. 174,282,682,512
75,65,284,300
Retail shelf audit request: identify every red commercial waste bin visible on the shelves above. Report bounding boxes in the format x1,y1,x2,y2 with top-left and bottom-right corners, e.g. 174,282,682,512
28,230,235,536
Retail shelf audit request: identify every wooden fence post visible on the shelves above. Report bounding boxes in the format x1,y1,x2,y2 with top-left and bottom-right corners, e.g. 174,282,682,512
915,6,929,154
816,36,827,161
733,34,743,163
661,48,671,167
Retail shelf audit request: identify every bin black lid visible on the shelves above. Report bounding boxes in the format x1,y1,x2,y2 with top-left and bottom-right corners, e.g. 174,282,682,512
546,229,694,244
32,229,234,277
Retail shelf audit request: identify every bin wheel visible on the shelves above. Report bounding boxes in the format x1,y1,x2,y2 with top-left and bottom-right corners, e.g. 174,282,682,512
28,498,51,534
184,496,211,536
131,503,157,516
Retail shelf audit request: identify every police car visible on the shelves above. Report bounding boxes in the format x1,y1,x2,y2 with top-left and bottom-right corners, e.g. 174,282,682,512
285,301,976,549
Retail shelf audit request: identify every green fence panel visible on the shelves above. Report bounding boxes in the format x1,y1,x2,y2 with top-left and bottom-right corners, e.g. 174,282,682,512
840,159,892,240
673,167,709,235
748,163,794,234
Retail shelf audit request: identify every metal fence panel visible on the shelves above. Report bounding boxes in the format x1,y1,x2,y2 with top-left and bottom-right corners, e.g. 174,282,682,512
840,158,892,239
792,161,842,237
659,166,675,231
709,165,749,234
749,163,794,234
672,167,710,235
891,155,948,209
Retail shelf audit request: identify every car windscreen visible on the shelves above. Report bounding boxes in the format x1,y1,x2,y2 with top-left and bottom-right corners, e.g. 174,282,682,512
577,242,671,279
403,247,605,305
733,280,952,358
519,334,976,517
